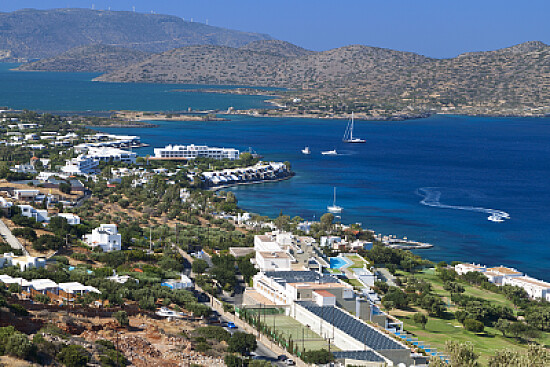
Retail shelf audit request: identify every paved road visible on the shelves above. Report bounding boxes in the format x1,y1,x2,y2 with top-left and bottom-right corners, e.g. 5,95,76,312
218,312,287,367
0,218,28,256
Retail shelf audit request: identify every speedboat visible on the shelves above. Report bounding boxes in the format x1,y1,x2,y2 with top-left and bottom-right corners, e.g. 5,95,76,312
321,149,338,156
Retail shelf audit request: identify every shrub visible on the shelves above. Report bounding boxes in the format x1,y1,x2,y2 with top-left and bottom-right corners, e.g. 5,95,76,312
301,349,335,364
58,344,90,367
113,310,129,327
195,326,230,342
463,318,485,333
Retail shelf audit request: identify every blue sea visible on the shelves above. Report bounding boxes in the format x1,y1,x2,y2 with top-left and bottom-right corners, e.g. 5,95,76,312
1,63,549,280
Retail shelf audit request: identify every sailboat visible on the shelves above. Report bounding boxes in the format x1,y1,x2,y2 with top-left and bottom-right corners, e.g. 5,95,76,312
301,146,311,155
327,187,343,213
342,112,366,143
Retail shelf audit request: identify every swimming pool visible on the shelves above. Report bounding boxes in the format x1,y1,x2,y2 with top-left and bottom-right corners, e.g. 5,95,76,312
329,256,352,269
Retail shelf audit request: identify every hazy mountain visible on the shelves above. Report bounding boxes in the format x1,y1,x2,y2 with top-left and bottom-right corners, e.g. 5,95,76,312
16,44,153,72
0,8,272,59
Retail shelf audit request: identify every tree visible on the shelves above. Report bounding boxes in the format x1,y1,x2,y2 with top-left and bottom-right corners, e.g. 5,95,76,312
445,341,479,367
225,354,244,367
113,310,129,327
488,349,523,367
507,321,529,340
59,182,72,194
58,344,90,367
228,332,257,355
488,345,550,367
382,287,409,309
463,318,484,333
192,259,209,274
413,312,428,329
320,213,334,232
494,318,510,337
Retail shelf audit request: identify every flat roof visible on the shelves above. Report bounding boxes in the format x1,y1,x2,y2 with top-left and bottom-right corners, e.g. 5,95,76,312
512,276,550,288
263,270,340,287
487,266,522,275
259,251,290,259
313,289,335,297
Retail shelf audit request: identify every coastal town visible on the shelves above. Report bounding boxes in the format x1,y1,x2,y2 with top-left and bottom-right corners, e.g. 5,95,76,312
0,1,549,366
0,109,548,367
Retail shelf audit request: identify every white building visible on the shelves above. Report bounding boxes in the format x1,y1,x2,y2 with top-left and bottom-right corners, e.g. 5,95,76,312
252,271,353,306
256,251,291,272
153,144,239,160
62,155,99,175
57,213,81,225
14,189,40,201
161,274,194,290
84,224,122,252
484,266,523,285
58,282,101,303
11,164,37,174
454,263,487,275
502,276,550,301
313,289,337,307
18,204,50,223
86,147,137,163
0,253,46,271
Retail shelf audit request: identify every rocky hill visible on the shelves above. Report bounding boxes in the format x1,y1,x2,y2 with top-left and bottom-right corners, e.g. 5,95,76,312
95,44,430,87
239,40,314,58
0,8,271,59
96,41,550,114
16,44,153,72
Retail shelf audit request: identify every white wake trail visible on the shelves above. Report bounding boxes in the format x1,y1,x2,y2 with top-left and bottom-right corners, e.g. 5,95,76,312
417,187,510,222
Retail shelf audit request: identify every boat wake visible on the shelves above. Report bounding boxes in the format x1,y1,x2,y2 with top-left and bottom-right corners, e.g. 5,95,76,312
417,187,510,222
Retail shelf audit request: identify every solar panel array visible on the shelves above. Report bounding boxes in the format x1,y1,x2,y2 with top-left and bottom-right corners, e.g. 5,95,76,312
332,350,385,362
298,301,405,350
263,271,339,286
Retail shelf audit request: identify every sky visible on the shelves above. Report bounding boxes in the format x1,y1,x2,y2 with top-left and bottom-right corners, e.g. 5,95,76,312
1,0,549,58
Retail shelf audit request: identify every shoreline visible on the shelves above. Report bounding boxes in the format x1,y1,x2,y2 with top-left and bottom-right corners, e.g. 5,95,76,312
207,174,294,191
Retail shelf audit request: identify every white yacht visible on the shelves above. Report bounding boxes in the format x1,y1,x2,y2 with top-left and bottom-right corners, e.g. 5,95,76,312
342,112,366,143
301,146,311,155
321,149,338,156
327,187,343,213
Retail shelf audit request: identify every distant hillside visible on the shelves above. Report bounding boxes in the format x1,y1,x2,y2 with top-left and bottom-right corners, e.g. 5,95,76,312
16,44,153,72
0,8,272,59
95,45,289,85
95,43,430,87
239,40,314,58
96,41,550,113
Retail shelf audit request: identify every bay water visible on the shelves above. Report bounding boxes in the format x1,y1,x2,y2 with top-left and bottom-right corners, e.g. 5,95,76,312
1,63,549,280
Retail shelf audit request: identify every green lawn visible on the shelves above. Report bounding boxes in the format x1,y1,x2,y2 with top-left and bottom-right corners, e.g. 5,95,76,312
409,269,516,311
345,254,366,268
393,269,550,365
347,278,364,288
400,314,527,366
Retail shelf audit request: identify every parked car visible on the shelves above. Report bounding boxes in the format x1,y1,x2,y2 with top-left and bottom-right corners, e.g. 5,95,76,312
226,322,237,329
285,359,296,366
278,354,288,361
